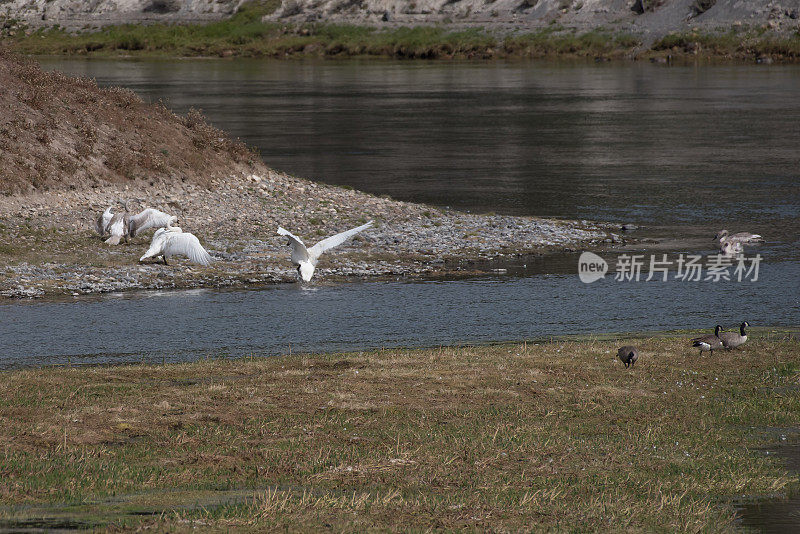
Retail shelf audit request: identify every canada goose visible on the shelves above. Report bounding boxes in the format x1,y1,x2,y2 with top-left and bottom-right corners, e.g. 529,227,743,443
617,346,639,368
691,325,723,356
720,321,749,349
277,221,373,282
139,225,212,266
714,230,764,245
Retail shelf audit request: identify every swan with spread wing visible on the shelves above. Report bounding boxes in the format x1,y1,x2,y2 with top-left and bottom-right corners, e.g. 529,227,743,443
95,202,177,245
277,221,373,281
139,225,212,266
128,208,177,237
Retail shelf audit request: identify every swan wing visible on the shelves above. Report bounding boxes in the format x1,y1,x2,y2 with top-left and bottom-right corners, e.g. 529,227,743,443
164,233,212,265
309,220,373,258
129,208,176,237
97,207,113,235
106,213,128,242
277,227,310,263
140,229,170,261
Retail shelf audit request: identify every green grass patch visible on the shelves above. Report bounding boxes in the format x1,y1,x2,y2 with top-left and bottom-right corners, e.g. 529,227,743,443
652,29,800,59
8,15,645,60
505,28,641,57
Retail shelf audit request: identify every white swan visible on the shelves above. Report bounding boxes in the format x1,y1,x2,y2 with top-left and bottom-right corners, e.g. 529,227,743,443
96,203,177,244
128,208,178,237
277,221,373,281
96,206,113,236
104,212,131,245
139,225,212,266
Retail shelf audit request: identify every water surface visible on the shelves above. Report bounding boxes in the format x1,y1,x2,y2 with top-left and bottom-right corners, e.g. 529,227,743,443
38,58,800,248
1,261,797,368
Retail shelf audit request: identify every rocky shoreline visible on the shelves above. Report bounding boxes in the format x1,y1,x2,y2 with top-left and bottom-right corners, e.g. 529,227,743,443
0,169,618,299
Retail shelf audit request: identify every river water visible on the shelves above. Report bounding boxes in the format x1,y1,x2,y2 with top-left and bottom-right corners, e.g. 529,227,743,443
1,260,797,368
3,59,795,368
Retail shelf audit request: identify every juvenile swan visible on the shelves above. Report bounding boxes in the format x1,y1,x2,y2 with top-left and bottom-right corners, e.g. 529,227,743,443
277,220,374,281
139,226,212,266
691,325,723,356
719,239,744,256
96,203,176,244
715,230,764,245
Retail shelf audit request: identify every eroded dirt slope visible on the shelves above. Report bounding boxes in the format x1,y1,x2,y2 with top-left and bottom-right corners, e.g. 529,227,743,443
0,48,260,195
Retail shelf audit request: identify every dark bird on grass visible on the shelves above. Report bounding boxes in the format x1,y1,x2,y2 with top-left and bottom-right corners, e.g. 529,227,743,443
691,325,723,356
98,208,131,245
617,346,639,369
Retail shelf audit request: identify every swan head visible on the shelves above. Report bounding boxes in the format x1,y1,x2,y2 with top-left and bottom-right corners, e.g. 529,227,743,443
714,230,729,242
298,262,315,282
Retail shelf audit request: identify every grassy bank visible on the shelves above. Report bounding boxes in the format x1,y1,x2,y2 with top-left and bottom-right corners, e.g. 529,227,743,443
652,28,800,61
0,333,798,531
6,21,642,60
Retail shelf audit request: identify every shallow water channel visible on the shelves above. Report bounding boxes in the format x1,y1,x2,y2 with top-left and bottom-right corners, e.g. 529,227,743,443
1,259,798,368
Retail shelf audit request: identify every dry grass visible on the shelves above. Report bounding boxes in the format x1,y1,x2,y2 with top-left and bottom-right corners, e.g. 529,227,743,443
0,333,798,531
0,47,260,196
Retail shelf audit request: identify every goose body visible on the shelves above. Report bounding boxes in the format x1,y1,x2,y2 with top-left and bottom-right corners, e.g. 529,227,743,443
139,226,212,266
720,321,749,349
617,346,639,369
691,325,723,355
277,221,373,282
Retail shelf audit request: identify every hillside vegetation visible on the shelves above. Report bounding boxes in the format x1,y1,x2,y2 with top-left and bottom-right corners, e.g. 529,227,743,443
0,48,259,195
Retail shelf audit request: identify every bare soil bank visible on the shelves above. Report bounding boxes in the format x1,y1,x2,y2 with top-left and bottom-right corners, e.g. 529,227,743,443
0,48,258,195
